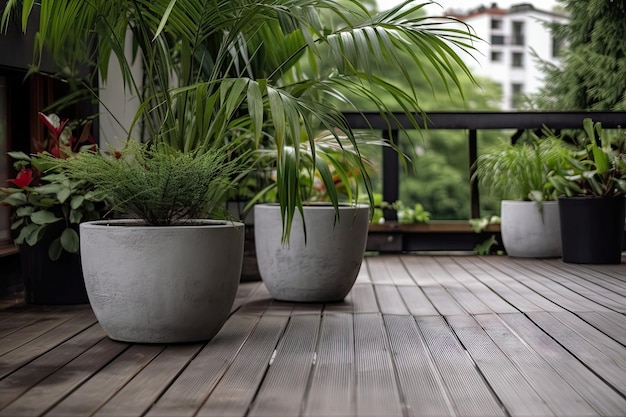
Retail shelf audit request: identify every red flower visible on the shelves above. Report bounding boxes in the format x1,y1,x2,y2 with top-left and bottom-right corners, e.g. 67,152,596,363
8,168,33,188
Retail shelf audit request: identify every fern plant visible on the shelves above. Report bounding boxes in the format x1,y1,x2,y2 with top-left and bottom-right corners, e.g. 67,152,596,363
49,141,248,225
473,136,572,202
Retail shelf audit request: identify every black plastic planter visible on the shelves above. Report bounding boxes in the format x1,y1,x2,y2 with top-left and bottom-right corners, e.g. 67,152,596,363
558,196,625,264
19,224,88,305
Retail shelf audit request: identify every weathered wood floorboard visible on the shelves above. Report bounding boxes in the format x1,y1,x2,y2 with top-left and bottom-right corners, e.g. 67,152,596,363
0,255,623,417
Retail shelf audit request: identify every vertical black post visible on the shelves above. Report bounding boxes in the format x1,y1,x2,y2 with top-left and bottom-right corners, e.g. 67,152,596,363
468,129,480,219
382,129,399,221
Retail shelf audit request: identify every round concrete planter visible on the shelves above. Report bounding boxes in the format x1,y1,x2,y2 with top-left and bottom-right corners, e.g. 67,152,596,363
500,200,562,258
80,219,244,343
254,203,369,302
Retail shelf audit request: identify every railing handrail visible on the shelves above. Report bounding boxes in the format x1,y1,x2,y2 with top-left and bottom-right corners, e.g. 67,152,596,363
342,111,626,219
343,110,626,130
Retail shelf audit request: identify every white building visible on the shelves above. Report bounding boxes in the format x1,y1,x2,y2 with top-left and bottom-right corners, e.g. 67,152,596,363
449,3,569,109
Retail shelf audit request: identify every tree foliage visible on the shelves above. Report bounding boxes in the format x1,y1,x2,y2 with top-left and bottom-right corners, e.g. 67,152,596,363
533,0,626,110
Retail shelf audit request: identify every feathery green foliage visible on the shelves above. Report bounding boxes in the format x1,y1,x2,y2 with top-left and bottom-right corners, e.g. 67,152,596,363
474,136,572,202
49,142,247,225
533,0,626,110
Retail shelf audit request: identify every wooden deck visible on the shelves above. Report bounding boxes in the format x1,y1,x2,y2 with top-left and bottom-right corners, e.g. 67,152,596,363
0,254,625,417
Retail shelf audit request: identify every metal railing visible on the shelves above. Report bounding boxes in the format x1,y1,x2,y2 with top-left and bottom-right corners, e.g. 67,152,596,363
343,110,626,220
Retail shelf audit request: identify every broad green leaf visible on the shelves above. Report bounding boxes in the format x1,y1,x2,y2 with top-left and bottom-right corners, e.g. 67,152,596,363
60,228,80,253
25,224,47,246
11,218,25,230
16,206,34,217
7,151,31,161
57,187,71,204
70,195,85,209
48,237,63,261
69,208,83,224
1,193,27,206
32,183,64,195
31,210,61,225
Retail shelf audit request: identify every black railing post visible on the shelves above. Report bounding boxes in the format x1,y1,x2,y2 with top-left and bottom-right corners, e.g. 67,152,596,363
468,128,480,219
382,129,399,221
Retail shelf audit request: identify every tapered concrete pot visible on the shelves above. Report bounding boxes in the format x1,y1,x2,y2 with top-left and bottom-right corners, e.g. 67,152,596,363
80,219,244,343
500,200,561,258
254,203,369,302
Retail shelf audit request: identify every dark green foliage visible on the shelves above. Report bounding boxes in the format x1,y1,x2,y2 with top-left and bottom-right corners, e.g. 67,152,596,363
534,0,626,110
50,142,248,225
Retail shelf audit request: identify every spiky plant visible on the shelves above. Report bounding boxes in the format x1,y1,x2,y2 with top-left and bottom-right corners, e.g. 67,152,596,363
474,135,573,202
49,141,248,225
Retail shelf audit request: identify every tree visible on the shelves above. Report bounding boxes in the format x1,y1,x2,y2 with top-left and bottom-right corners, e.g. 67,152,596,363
532,0,626,110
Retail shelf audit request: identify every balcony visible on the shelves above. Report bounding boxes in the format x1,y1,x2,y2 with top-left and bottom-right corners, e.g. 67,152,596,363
1,254,625,416
341,110,626,252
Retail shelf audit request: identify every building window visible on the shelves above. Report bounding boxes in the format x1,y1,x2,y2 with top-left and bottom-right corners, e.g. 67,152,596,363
491,51,502,62
491,35,505,45
512,52,524,68
491,18,502,30
512,21,525,45
511,83,524,108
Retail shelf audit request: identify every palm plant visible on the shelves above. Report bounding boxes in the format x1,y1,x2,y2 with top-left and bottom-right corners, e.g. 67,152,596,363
4,0,479,239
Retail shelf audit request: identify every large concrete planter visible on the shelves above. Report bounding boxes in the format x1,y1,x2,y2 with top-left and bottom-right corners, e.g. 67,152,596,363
500,200,561,258
254,203,369,302
80,219,244,343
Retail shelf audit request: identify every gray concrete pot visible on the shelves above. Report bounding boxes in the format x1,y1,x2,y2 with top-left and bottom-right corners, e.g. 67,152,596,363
254,203,369,302
500,200,561,258
80,219,244,343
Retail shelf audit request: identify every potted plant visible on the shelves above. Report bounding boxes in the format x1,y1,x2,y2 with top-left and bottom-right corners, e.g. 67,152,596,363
7,0,478,244
0,113,107,304
9,0,479,313
548,118,626,264
253,131,375,302
473,135,572,258
50,140,248,343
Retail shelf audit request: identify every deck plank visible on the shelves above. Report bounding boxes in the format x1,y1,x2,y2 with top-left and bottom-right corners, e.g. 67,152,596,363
0,309,93,356
196,315,288,417
354,313,403,417
447,314,556,417
373,285,409,315
146,314,260,417
462,257,563,312
578,311,626,345
93,343,203,417
0,255,623,417
500,311,626,416
0,310,97,378
474,313,601,417
527,311,626,395
303,313,355,417
249,315,320,417
0,337,127,417
0,324,105,412
416,315,506,417
47,344,165,417
384,315,455,417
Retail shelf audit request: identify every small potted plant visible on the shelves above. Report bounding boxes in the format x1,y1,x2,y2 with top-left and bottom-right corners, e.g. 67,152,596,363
0,113,108,304
50,140,249,343
253,131,376,302
473,135,572,258
548,118,626,264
